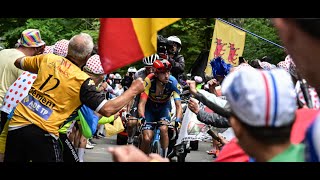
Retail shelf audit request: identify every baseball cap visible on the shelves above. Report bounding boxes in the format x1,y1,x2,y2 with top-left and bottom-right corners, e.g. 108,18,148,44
84,54,105,75
221,68,297,127
17,29,46,47
53,39,69,57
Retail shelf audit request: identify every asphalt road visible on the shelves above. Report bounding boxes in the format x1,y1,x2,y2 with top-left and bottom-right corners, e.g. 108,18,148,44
84,135,214,162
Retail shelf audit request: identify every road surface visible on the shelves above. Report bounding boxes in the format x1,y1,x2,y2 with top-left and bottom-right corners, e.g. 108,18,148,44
84,135,214,162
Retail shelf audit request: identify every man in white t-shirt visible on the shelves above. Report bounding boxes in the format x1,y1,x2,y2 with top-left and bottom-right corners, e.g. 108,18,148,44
0,29,45,133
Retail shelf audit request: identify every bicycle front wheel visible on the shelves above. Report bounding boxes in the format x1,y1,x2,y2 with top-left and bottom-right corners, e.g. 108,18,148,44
151,141,161,156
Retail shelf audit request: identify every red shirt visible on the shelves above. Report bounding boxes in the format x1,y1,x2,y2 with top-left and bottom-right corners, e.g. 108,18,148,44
215,108,319,162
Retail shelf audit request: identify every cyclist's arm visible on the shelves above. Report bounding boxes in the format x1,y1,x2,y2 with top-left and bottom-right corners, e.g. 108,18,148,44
138,77,151,118
173,92,183,121
126,98,134,113
138,96,147,118
80,78,144,117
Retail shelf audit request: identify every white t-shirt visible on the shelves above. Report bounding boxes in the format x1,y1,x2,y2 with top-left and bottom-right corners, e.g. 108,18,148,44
0,49,25,106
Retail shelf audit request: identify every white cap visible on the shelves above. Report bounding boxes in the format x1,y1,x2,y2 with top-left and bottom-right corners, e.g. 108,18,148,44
53,39,69,57
221,68,297,127
84,54,105,75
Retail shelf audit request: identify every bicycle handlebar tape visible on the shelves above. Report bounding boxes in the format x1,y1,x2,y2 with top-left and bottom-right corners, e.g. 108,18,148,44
139,116,146,124
194,92,231,118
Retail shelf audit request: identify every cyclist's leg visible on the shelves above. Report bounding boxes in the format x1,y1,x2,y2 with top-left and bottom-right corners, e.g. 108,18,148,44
140,102,155,154
158,102,172,157
127,95,139,144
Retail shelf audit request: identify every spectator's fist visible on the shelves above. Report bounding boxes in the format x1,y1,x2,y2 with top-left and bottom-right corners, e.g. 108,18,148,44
130,78,145,95
186,80,197,95
188,98,200,114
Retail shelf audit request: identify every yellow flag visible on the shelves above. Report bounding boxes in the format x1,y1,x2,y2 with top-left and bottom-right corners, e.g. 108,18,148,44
205,19,246,75
132,18,181,57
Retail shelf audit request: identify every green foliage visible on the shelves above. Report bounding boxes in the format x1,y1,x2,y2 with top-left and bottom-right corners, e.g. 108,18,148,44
1,18,100,48
242,18,285,64
159,18,214,73
0,18,285,73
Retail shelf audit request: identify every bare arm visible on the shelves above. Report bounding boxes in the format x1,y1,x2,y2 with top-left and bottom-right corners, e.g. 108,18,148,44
14,56,26,70
98,78,145,117
126,98,134,113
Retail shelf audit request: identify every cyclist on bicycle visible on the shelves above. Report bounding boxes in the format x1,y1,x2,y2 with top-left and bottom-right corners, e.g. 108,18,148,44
138,59,183,158
126,54,157,144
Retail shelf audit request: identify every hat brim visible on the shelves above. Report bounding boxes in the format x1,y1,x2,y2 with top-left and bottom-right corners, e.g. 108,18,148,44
18,39,46,48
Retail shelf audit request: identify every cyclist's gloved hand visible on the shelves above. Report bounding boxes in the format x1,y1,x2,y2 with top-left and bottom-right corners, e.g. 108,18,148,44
175,117,181,128
139,116,146,125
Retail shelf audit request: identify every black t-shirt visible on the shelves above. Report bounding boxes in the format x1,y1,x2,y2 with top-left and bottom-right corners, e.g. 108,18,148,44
80,78,106,111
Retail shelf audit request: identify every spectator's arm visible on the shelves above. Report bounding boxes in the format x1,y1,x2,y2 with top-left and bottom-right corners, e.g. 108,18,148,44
197,109,230,128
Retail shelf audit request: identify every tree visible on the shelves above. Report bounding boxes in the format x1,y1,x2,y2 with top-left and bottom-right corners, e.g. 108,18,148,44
0,18,285,75
241,18,285,64
1,18,100,48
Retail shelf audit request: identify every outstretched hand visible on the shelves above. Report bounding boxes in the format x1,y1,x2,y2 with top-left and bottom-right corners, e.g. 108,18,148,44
107,145,169,162
188,97,200,114
108,145,150,162
186,80,197,95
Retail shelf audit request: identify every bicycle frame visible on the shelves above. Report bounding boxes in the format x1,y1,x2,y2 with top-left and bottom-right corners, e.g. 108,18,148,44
141,120,175,157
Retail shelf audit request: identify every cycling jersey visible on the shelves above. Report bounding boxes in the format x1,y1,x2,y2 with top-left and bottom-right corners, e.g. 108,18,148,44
9,54,107,138
140,73,181,103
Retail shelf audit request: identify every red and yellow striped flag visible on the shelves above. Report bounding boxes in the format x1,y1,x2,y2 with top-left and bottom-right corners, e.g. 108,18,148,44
205,19,246,75
98,18,181,74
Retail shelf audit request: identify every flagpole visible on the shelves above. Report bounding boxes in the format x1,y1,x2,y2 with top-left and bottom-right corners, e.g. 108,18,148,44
216,18,285,49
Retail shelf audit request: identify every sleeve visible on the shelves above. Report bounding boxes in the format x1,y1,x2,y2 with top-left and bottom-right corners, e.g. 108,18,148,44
98,115,115,124
140,75,152,100
197,109,230,128
194,92,231,118
197,89,227,108
80,78,107,112
21,55,43,73
172,91,181,101
170,75,181,101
